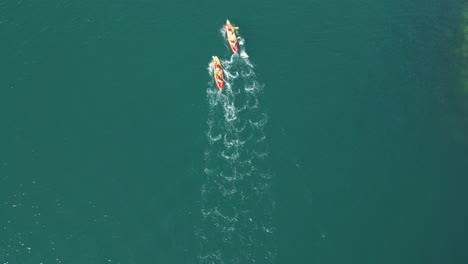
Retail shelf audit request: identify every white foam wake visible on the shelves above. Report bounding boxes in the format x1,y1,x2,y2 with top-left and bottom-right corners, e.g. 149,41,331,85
198,34,276,263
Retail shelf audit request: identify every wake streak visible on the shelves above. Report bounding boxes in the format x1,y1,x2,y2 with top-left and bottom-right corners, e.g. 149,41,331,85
198,42,276,264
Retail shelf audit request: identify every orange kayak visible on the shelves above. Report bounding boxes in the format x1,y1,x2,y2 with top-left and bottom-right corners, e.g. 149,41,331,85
212,56,224,90
225,20,239,54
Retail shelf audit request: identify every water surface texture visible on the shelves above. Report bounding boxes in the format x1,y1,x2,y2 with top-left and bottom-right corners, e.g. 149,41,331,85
1,0,468,263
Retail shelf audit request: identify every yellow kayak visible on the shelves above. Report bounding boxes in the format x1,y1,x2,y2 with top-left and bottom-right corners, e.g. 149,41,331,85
225,20,239,53
212,56,224,90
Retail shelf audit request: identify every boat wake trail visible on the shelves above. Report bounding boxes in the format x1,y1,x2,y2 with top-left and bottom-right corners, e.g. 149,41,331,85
197,51,276,264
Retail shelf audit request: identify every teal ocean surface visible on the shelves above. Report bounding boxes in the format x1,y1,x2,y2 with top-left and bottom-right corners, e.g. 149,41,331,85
1,0,468,263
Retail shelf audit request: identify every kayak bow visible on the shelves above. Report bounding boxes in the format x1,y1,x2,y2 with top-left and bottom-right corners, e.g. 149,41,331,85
212,56,224,91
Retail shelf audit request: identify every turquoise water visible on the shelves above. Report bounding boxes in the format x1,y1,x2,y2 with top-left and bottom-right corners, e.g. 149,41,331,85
1,0,468,263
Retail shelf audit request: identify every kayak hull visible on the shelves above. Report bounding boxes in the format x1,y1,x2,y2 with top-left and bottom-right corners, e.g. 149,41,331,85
212,56,224,91
225,20,238,54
